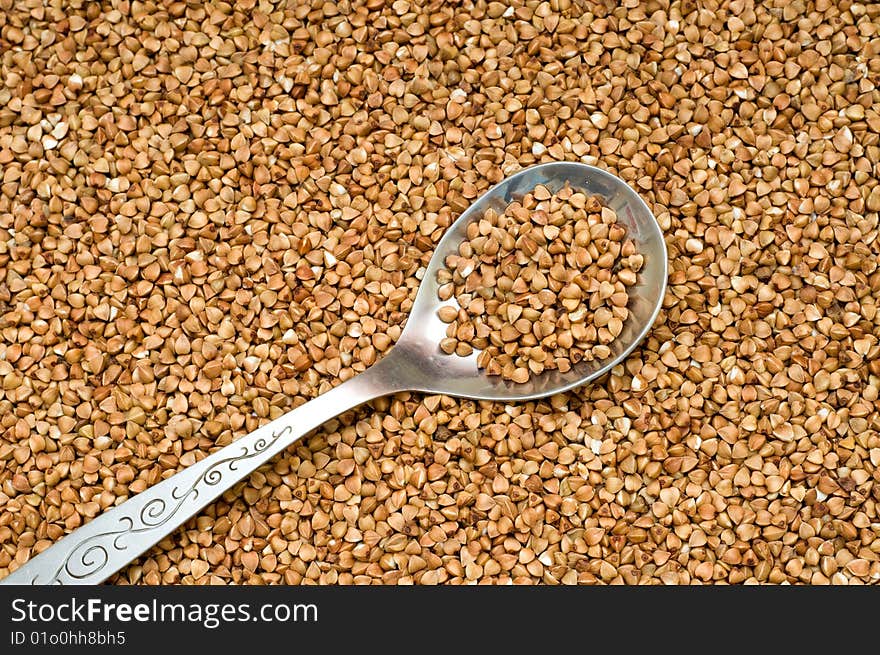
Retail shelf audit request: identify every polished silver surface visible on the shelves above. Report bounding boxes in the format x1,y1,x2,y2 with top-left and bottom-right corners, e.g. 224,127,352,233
0,162,667,585
396,162,668,401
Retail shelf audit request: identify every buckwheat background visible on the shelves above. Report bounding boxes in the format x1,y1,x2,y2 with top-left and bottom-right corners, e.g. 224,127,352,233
1,0,879,584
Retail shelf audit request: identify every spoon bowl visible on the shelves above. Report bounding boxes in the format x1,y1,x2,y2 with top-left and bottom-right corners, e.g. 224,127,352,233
390,162,668,401
1,162,667,585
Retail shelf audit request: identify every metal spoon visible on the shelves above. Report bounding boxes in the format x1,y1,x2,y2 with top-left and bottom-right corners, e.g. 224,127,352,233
1,162,667,585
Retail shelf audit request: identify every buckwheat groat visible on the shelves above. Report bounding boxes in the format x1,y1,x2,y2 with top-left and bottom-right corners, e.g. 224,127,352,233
437,184,641,382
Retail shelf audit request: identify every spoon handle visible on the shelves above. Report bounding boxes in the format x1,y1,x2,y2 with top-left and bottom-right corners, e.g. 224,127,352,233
1,364,398,585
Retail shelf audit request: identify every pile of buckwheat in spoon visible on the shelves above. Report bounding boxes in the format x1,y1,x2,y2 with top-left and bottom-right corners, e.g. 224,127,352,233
436,184,641,382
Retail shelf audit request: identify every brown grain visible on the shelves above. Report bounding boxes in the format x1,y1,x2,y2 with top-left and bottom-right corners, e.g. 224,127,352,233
0,0,879,586
436,185,638,381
